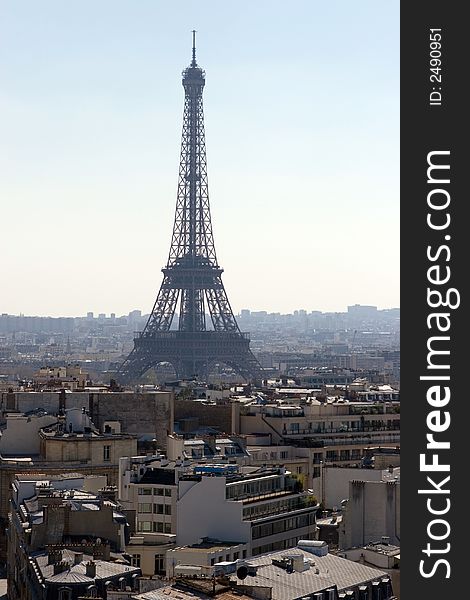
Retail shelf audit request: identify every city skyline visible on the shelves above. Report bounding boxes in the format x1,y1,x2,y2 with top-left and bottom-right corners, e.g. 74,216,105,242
1,1,399,316
1,303,400,320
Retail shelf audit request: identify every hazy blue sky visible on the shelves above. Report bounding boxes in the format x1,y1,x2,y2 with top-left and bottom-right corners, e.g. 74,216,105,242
0,1,399,317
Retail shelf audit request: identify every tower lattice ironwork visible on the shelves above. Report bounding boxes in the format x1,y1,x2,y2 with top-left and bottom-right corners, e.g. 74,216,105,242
119,33,261,382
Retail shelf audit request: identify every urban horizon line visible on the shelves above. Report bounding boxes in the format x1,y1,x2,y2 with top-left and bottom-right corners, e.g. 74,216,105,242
2,303,400,320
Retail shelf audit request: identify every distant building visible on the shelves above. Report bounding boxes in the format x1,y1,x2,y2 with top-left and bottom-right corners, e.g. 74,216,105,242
33,365,90,390
347,305,378,317
166,434,249,462
232,399,400,477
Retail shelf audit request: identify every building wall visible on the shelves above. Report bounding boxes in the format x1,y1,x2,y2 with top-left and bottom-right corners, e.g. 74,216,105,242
126,539,174,577
3,391,173,449
323,467,387,509
1,391,86,413
90,392,173,449
339,480,400,549
174,400,231,434
176,477,251,547
40,434,137,466
250,518,315,556
129,482,177,536
0,414,57,455
373,454,401,470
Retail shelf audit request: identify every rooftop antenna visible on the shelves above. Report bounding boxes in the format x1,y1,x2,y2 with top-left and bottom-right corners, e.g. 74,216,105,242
191,29,197,67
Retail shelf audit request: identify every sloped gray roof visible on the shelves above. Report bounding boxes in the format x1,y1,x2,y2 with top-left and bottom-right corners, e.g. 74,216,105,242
228,549,388,597
35,550,139,583
46,571,94,584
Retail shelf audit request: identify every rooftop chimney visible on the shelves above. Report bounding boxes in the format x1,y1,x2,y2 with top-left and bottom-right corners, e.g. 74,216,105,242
86,561,97,579
291,554,309,573
47,549,63,565
59,389,66,414
53,561,68,575
6,389,16,411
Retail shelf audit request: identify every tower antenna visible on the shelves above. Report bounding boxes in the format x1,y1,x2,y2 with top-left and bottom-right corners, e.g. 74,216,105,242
191,29,197,67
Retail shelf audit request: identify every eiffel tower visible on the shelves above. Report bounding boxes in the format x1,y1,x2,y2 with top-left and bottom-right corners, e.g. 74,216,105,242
119,33,261,383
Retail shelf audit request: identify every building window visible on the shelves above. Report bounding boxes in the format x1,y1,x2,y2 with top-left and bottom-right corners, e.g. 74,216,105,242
58,588,72,600
165,488,172,497
155,554,165,575
154,488,164,496
164,505,171,515
242,550,247,559
296,466,303,474
138,487,152,495
280,451,288,459
210,558,215,566
103,445,111,462
138,503,152,513
154,522,163,533
155,504,164,514
131,554,141,567
164,523,172,534
137,521,152,532
233,552,239,560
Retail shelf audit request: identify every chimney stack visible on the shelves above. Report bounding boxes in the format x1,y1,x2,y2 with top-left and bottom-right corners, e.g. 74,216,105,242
59,389,66,414
47,549,63,565
53,561,68,575
6,389,16,411
86,561,97,579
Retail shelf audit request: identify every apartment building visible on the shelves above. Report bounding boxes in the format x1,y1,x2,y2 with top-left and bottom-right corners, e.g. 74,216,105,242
233,399,400,474
119,456,319,575
0,406,137,562
7,475,139,600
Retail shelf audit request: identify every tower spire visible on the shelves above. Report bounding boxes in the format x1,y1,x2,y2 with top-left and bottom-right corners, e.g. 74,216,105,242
191,29,197,67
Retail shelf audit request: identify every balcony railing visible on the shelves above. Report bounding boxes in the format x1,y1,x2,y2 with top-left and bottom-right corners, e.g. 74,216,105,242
296,434,401,448
242,495,318,521
281,425,400,436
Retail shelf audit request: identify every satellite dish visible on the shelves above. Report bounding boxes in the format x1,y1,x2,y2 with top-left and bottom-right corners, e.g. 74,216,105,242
237,566,248,580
